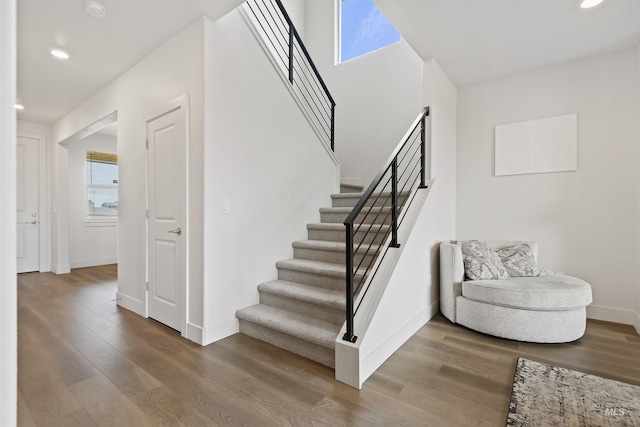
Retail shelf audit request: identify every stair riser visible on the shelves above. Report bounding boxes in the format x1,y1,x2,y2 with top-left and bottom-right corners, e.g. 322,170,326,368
307,227,389,245
320,211,392,224
260,293,344,326
239,320,335,368
332,195,408,208
293,247,377,267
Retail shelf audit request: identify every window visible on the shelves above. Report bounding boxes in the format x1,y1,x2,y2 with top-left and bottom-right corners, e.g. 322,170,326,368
338,0,401,63
86,150,118,219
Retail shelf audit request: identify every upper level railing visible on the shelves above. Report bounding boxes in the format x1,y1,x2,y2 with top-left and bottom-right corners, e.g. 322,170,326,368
245,0,336,151
343,107,430,343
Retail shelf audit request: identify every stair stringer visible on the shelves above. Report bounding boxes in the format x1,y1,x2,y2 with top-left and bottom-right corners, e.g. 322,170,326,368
335,180,439,388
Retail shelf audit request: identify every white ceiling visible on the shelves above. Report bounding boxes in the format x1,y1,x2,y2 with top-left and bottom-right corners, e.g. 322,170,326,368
16,0,244,124
376,0,640,87
16,0,640,124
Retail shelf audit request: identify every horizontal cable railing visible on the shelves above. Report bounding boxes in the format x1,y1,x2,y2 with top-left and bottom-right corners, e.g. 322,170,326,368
343,107,430,343
245,0,336,151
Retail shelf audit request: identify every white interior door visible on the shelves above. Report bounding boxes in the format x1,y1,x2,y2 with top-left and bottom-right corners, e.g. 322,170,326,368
147,99,187,332
16,136,39,273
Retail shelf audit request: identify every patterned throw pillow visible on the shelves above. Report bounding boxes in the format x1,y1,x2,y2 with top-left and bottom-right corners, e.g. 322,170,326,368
461,240,510,280
496,244,542,277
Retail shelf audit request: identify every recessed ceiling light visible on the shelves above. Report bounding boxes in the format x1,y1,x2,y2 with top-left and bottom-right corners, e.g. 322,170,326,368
14,104,24,110
50,49,70,59
580,0,604,9
85,1,107,18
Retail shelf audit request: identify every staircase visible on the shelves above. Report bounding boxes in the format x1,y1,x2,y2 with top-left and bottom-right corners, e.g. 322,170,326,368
236,190,392,368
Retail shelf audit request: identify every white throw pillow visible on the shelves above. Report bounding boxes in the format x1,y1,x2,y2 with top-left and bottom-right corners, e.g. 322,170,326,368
461,240,510,280
497,244,543,277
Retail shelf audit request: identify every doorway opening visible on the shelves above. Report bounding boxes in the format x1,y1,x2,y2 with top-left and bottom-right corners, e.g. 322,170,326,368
59,111,119,272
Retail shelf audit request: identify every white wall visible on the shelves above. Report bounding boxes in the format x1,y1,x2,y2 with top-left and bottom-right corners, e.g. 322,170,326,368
304,0,424,187
281,0,306,38
201,10,339,343
457,49,640,325
0,0,17,423
52,19,206,327
67,133,118,269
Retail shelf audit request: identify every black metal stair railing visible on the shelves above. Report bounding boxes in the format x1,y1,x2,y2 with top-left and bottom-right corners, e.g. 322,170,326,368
343,107,430,343
245,0,336,151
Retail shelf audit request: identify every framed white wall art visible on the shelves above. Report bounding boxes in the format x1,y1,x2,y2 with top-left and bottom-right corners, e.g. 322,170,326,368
495,113,577,176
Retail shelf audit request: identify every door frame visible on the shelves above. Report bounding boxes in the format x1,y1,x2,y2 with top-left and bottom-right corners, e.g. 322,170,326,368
17,131,50,272
144,94,189,337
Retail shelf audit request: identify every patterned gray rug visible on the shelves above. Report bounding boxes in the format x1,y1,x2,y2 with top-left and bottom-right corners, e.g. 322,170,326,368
507,358,640,426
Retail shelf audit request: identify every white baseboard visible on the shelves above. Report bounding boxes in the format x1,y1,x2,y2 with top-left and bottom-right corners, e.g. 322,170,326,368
70,257,117,269
185,318,240,346
634,311,640,335
429,298,441,319
185,322,205,345
587,304,635,325
51,264,71,274
116,292,145,317
200,317,240,346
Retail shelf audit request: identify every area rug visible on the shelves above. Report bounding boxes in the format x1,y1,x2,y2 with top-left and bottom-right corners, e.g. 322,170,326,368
506,358,640,426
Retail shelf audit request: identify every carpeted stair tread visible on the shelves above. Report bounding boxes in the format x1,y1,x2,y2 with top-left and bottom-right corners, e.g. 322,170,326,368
306,223,391,245
330,191,409,202
292,239,381,254
319,206,392,215
258,280,345,309
331,192,364,200
276,258,365,278
333,192,365,196
319,206,394,225
339,183,364,193
306,222,390,232
236,305,339,349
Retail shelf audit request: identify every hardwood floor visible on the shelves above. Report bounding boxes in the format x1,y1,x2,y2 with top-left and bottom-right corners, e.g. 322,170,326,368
17,265,640,426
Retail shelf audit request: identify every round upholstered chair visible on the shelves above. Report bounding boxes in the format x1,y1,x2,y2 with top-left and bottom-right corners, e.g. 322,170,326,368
439,240,592,343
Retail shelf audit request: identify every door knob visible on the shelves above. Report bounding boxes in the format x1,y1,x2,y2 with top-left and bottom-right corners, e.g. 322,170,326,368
168,227,182,236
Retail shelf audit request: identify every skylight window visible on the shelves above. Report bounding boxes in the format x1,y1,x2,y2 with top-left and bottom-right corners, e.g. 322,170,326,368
338,0,401,63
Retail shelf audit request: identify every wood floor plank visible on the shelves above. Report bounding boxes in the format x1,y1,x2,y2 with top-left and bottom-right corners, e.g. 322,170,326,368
203,340,327,407
68,375,155,427
30,408,98,427
71,333,163,399
19,313,101,387
17,339,83,421
133,386,223,427
17,265,640,427
17,392,36,427
122,335,283,426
